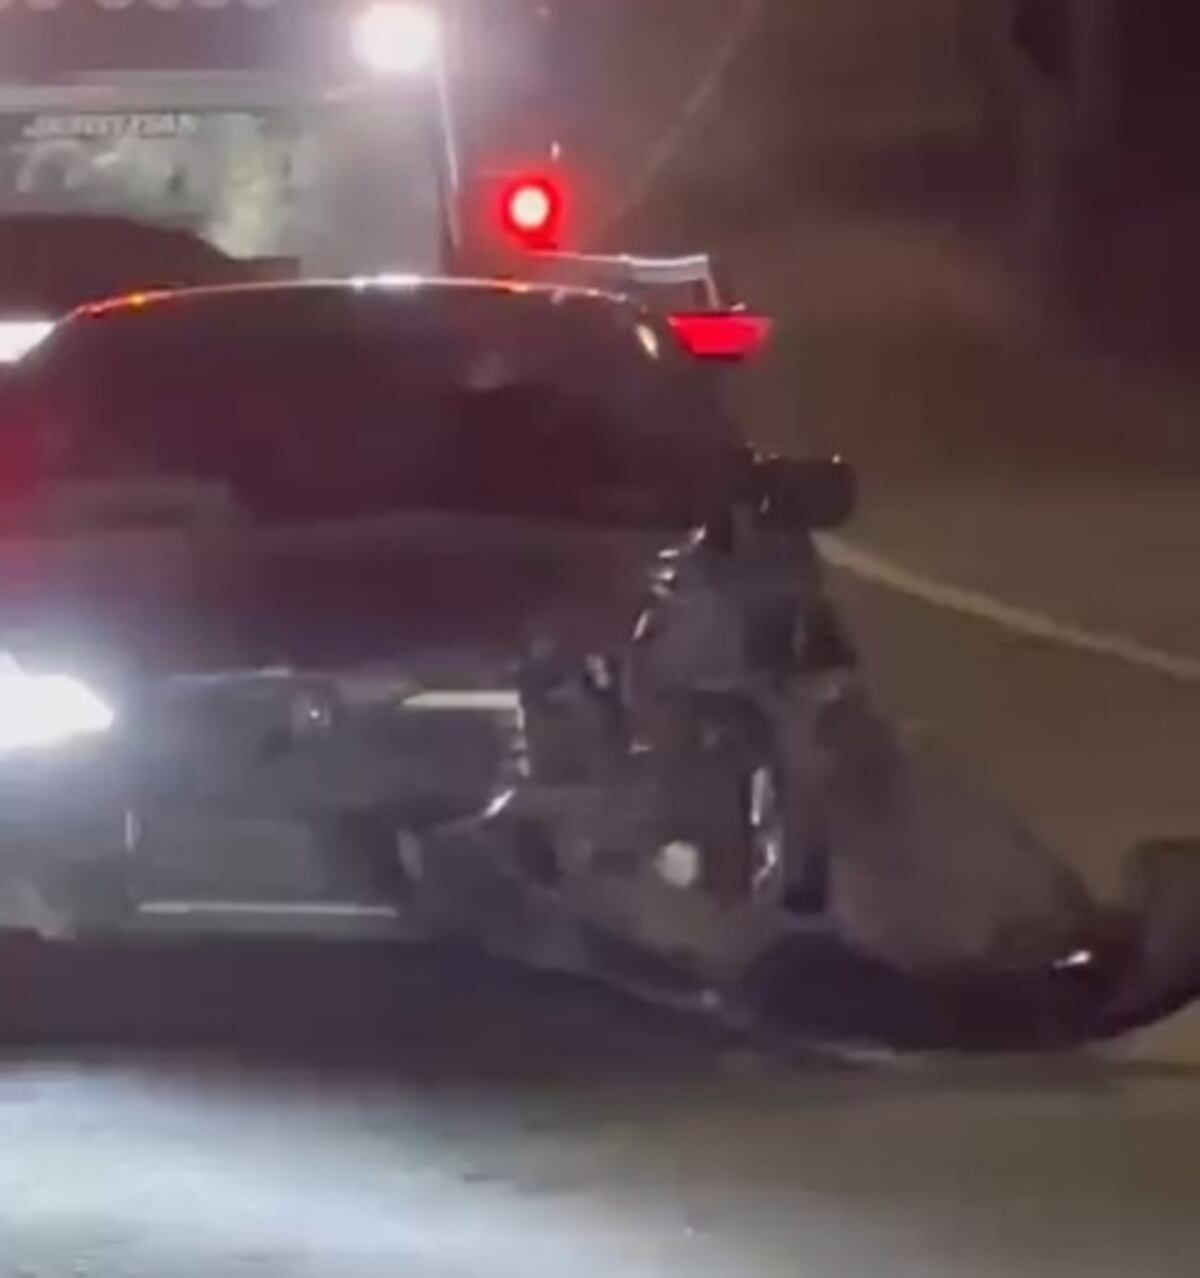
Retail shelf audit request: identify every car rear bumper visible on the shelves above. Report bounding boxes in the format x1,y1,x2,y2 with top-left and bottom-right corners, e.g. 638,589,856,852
0,736,664,940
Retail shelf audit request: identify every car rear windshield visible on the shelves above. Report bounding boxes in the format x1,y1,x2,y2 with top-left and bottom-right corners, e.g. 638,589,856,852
1,286,741,527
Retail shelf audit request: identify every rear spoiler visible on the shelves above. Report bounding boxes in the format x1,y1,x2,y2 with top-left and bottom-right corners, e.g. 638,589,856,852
524,251,771,361
526,251,728,311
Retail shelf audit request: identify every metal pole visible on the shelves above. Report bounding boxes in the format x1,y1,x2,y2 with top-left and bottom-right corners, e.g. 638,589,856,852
433,18,462,259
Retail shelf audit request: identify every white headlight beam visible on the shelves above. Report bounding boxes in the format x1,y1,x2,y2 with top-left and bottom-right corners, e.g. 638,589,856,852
0,319,54,364
0,658,116,755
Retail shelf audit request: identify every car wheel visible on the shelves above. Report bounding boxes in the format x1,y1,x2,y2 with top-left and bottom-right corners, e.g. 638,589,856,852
650,697,810,909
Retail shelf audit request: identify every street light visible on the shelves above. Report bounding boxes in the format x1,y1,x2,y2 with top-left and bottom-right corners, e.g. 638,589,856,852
351,3,441,77
349,3,462,261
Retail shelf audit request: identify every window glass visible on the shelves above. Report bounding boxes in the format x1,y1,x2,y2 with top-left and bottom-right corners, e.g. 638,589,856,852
4,290,737,527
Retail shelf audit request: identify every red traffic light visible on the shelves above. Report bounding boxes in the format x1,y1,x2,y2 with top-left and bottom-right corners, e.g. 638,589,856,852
498,175,564,249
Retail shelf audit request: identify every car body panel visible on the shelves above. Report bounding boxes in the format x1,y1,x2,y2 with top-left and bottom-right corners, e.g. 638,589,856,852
0,280,770,945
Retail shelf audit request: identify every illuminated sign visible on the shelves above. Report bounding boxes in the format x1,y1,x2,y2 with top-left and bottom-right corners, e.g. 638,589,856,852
20,113,203,139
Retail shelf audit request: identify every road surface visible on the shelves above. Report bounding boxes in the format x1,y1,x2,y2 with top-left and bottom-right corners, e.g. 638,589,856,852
0,944,1197,1276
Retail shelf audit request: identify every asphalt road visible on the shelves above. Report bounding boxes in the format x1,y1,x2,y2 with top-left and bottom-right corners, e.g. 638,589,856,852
0,943,1197,1277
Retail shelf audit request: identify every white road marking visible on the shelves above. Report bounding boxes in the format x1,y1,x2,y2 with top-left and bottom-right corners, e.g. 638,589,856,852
820,534,1200,686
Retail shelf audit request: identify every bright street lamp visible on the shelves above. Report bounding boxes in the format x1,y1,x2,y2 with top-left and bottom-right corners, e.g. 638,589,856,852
351,3,442,77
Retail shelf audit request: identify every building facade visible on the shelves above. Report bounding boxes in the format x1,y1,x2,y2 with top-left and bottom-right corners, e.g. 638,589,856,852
0,0,449,273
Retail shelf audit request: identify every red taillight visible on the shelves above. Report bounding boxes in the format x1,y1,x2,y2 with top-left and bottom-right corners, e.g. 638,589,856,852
668,312,774,361
499,175,564,249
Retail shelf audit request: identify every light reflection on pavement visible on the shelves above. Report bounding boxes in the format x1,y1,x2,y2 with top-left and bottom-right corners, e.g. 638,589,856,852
0,946,1196,1276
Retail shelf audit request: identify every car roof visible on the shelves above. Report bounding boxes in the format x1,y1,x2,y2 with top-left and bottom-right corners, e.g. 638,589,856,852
45,277,670,372
13,274,738,450
38,276,682,385
68,276,642,326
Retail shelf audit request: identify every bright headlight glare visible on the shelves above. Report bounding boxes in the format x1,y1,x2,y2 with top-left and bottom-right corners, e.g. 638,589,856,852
0,657,115,754
0,319,54,364
351,3,441,75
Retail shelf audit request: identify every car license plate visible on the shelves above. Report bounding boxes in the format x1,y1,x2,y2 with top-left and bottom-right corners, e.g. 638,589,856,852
135,810,329,901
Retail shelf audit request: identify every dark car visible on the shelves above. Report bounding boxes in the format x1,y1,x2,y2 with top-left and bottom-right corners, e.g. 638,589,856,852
0,275,1195,1046
0,277,856,985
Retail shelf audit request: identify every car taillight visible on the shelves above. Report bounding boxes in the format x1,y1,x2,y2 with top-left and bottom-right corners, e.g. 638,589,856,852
499,175,564,250
668,312,774,361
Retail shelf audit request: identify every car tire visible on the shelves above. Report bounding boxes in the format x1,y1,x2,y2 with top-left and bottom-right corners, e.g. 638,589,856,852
651,694,823,910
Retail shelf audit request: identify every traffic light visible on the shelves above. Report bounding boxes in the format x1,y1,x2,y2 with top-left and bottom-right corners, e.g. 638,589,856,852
497,173,565,251
456,165,575,274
